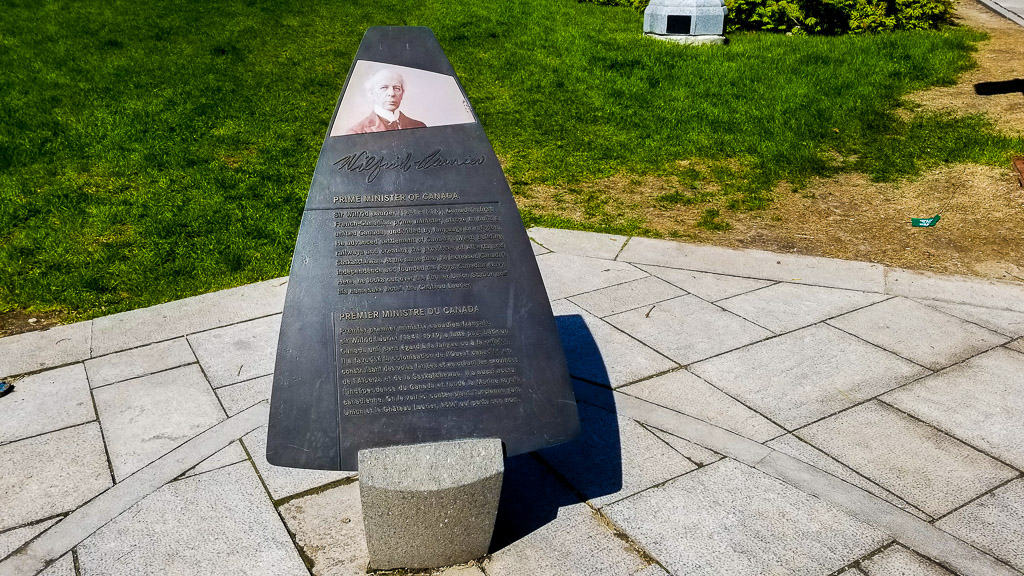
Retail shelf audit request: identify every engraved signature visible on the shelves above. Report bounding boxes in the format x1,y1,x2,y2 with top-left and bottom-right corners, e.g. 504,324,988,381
333,149,486,183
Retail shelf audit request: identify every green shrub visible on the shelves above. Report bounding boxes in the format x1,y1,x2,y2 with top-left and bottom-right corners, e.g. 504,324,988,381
580,0,954,34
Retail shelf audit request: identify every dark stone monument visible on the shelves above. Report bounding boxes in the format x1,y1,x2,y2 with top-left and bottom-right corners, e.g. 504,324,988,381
266,26,580,569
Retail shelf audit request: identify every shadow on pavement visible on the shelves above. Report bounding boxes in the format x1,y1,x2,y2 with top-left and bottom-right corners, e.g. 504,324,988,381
490,314,623,551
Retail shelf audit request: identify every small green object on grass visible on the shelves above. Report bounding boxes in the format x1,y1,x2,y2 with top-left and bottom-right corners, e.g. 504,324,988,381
911,214,941,227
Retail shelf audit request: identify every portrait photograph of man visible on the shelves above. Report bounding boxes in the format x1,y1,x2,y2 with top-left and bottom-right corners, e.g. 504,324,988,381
330,60,476,138
346,68,427,134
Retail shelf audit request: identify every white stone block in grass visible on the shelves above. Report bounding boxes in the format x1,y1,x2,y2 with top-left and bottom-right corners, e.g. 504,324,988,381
883,347,1024,470
536,252,646,300
636,264,773,302
77,463,307,576
528,227,629,260
0,321,91,379
936,479,1024,573
690,324,929,430
797,401,1016,518
717,283,886,334
603,459,889,576
0,423,112,532
607,295,772,366
621,369,783,442
187,314,280,389
552,300,677,388
1,364,93,445
84,337,194,388
91,277,288,356
829,297,1008,370
93,364,225,481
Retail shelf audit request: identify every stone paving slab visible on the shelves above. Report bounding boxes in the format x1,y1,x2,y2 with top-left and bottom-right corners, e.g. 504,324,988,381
279,482,368,576
486,455,654,576
606,295,772,365
280,482,495,576
690,324,929,430
91,277,288,356
621,369,784,442
241,426,355,501
93,364,225,481
0,322,91,379
1,364,93,445
188,314,281,388
537,253,647,300
539,402,696,508
797,401,1017,518
552,300,677,388
618,237,886,292
4,230,1024,576
916,299,1024,338
765,434,930,520
216,374,273,416
38,555,73,576
568,276,684,318
936,479,1024,572
84,338,195,388
717,283,887,334
859,545,954,576
829,298,1008,370
76,462,308,576
886,268,1024,313
883,347,1024,470
603,459,889,576
181,441,248,479
528,227,628,260
635,264,774,302
0,423,112,532
644,425,723,466
0,518,59,562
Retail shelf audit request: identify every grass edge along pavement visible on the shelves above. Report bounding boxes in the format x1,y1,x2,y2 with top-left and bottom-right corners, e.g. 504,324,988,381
1,0,1021,325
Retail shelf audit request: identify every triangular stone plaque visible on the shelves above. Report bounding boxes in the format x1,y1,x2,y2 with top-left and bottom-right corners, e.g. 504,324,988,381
267,27,580,471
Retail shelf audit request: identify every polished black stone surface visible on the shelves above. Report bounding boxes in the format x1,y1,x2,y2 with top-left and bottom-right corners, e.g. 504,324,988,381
267,27,579,471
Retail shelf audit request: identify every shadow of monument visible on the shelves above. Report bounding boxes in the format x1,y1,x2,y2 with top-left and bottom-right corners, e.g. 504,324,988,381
974,79,1024,96
490,314,623,551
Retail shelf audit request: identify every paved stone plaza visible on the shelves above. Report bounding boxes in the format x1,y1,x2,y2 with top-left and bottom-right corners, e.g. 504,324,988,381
2,228,1024,576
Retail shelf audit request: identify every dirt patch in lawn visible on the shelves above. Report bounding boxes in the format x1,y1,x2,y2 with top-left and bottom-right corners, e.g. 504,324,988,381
911,0,1024,137
0,309,67,338
517,162,1024,281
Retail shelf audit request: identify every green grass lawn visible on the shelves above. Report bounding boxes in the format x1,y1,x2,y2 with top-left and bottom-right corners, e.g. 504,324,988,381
1,0,1021,321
